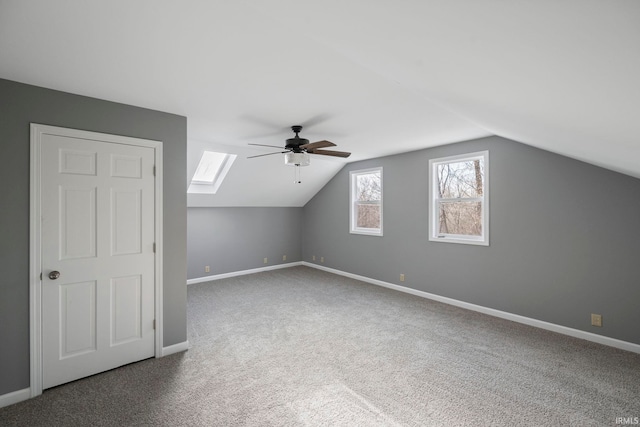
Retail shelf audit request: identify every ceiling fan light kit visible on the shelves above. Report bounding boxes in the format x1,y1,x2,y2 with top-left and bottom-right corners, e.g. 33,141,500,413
284,152,310,167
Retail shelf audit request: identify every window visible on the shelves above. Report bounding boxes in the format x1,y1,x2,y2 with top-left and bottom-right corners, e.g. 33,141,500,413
187,150,236,194
350,167,383,235
429,151,488,245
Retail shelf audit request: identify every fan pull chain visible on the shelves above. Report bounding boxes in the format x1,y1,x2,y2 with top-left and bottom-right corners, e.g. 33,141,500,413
294,164,302,183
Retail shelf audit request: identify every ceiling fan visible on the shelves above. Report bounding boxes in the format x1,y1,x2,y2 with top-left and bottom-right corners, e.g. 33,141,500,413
248,125,351,166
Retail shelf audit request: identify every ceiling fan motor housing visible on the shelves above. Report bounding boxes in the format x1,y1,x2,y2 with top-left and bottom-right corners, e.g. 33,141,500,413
286,125,308,152
286,137,309,152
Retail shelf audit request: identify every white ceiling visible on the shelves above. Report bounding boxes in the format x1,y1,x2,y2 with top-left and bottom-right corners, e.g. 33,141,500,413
1,1,639,206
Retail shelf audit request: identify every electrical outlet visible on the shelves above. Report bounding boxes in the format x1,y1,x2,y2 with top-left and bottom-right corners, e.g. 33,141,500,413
283,255,287,261
591,313,602,327
400,273,405,282
205,265,210,273
320,256,324,263
263,257,268,264
312,255,316,261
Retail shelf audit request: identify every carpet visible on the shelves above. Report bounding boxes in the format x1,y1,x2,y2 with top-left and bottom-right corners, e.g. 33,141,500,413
1,266,639,426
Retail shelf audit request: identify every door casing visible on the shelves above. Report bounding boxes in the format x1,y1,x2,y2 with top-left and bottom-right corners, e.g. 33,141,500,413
29,123,164,397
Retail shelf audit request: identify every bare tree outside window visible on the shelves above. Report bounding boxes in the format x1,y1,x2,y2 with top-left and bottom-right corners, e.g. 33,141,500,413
356,173,381,228
437,159,484,235
430,152,488,245
350,168,382,234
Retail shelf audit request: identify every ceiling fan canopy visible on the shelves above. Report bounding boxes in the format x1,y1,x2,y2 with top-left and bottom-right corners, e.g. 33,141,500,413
286,125,308,151
248,125,351,164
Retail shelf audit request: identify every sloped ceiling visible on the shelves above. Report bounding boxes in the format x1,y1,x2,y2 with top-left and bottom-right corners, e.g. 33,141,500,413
1,1,638,206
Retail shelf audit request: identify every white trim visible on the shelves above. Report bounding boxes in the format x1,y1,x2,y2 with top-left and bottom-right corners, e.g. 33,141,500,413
186,262,303,285
0,388,31,409
161,341,190,357
29,125,43,397
29,124,164,397
429,150,489,246
302,262,640,354
154,143,164,358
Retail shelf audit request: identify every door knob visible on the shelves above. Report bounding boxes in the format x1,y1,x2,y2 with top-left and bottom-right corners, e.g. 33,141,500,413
48,271,61,280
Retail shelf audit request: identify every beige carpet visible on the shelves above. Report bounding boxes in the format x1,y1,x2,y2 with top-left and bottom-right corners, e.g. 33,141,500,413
1,266,639,426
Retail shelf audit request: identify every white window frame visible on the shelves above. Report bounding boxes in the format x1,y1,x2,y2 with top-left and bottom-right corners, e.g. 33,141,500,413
429,151,489,246
187,150,236,194
350,167,383,236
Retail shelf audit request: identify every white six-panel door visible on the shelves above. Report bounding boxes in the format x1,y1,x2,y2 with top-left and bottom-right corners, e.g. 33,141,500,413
37,128,157,389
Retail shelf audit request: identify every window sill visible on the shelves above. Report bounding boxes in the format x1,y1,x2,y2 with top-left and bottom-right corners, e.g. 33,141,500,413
351,229,383,237
429,235,488,246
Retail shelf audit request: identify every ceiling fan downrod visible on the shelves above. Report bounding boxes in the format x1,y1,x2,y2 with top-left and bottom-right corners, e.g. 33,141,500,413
286,125,309,151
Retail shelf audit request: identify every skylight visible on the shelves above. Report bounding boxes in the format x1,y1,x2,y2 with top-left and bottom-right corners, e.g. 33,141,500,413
188,150,236,194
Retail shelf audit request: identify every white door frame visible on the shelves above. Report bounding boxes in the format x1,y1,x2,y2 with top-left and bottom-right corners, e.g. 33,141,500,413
29,123,164,397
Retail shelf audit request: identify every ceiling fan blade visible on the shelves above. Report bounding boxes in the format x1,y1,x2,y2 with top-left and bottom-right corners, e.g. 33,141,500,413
300,140,336,150
247,151,288,159
239,115,288,132
248,143,286,149
300,113,333,129
241,131,286,140
309,149,351,158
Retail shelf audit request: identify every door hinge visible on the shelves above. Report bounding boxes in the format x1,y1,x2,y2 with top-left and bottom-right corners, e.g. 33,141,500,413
40,272,42,280
153,165,156,176
153,242,156,253
153,319,156,330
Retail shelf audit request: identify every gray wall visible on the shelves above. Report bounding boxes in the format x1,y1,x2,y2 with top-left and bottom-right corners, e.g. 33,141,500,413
0,79,188,396
187,207,302,279
303,136,640,345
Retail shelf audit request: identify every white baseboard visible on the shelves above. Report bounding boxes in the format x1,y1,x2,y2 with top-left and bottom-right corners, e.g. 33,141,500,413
186,262,303,285
161,340,190,357
302,262,640,355
0,387,30,409
0,342,189,409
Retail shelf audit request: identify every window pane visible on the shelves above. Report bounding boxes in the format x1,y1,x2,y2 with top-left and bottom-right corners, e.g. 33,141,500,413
438,201,482,236
193,151,227,183
356,204,380,229
356,172,381,201
437,159,484,199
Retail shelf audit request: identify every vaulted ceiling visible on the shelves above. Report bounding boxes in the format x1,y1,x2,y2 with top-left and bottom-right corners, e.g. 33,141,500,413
1,1,638,206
